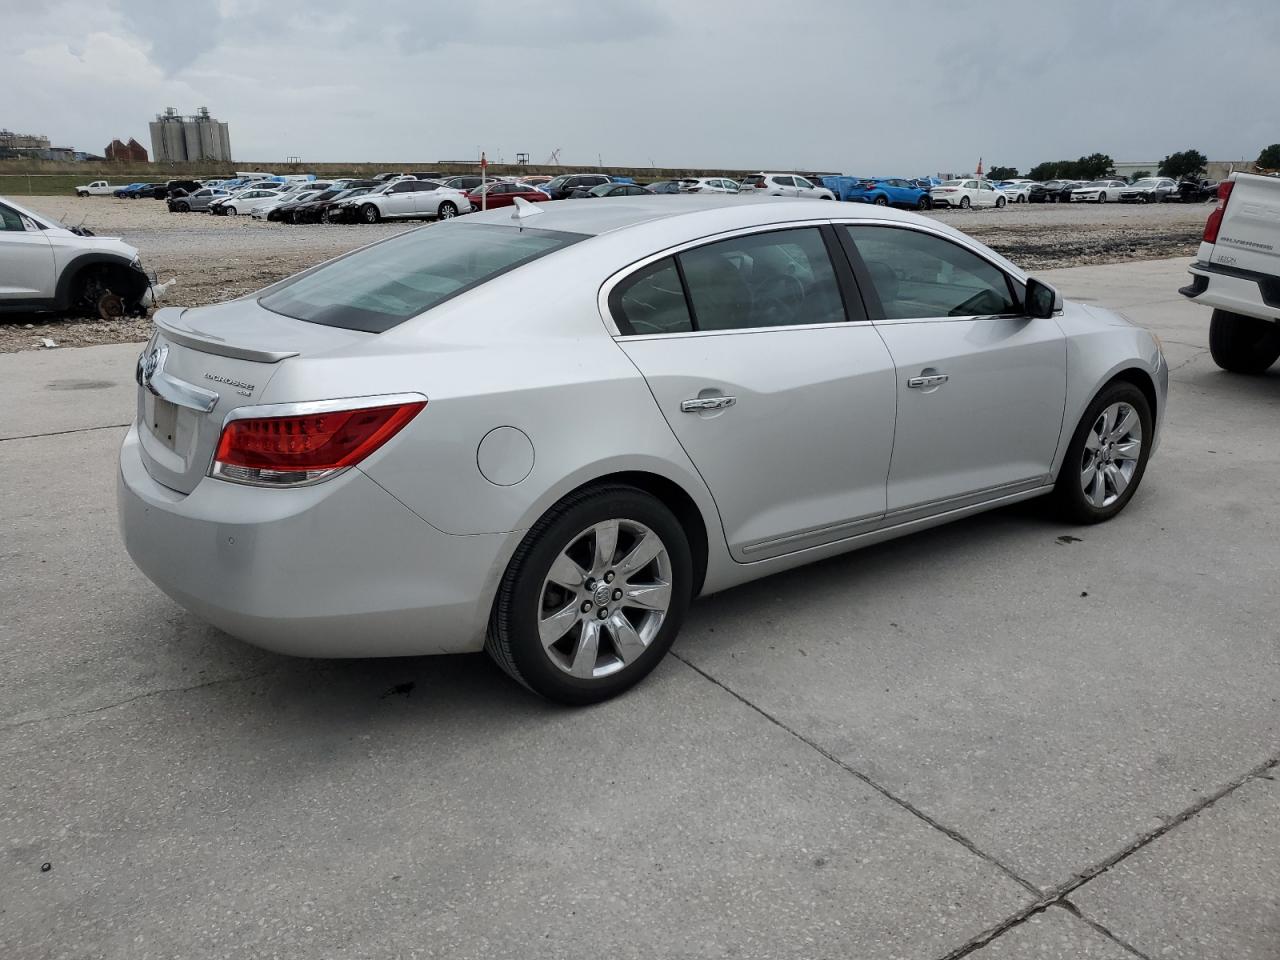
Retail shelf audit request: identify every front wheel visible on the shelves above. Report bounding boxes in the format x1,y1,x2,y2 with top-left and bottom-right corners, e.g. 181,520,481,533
437,201,458,220
486,485,693,705
225,206,237,216
1054,382,1153,524
916,195,931,210
1208,310,1280,374
361,203,380,223
1096,193,1106,203
76,191,88,197
873,196,889,206
175,202,190,212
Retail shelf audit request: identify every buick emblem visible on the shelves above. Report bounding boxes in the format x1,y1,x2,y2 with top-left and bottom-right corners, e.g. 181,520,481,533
138,342,167,392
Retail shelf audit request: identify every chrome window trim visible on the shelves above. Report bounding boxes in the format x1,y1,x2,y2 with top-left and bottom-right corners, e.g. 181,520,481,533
598,219,873,338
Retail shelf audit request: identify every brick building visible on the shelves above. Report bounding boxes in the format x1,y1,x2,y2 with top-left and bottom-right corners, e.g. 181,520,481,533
105,138,149,162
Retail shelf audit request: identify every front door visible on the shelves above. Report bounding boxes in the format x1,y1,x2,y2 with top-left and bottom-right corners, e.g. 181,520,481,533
0,203,54,303
612,225,897,560
840,224,1066,513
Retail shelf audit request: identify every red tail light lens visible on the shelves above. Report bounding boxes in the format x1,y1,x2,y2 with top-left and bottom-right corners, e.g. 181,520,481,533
212,399,426,486
753,182,766,188
1203,180,1234,244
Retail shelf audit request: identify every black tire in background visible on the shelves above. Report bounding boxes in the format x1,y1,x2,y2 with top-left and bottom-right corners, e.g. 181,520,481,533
1054,381,1153,524
486,485,693,705
1208,310,1280,374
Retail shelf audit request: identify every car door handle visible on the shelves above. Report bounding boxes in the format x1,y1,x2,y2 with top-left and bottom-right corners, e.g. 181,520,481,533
907,374,949,389
681,396,736,412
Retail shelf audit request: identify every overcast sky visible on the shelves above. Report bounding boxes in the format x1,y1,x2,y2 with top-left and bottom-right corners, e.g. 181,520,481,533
3,0,1278,174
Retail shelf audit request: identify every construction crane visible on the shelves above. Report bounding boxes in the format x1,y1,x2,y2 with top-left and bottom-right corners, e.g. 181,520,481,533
544,148,561,166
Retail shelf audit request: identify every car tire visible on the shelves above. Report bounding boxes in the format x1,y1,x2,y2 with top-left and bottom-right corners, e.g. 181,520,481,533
486,484,693,705
1096,193,1106,203
959,196,971,209
437,201,458,219
873,196,889,206
916,195,931,210
996,196,1007,208
76,191,87,197
360,204,380,224
1208,310,1280,374
175,202,190,212
225,207,237,216
1054,380,1153,524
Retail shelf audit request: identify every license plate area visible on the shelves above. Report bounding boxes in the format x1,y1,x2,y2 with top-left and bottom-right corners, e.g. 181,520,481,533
149,396,179,450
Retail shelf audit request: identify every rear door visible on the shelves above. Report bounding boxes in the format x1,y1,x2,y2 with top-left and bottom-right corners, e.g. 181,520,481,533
1209,173,1280,276
0,203,55,301
839,223,1066,513
611,224,897,561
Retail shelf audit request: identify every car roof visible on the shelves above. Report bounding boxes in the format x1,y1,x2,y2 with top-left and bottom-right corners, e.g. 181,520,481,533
457,193,935,239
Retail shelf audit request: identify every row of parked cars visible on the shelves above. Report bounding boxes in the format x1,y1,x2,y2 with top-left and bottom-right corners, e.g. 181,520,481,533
146,169,1224,227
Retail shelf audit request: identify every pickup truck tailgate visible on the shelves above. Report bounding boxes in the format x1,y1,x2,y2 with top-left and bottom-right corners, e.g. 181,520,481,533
1210,172,1280,275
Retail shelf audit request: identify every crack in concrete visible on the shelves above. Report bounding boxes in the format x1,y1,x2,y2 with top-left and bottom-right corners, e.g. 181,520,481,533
1,669,277,732
669,650,1042,898
1168,347,1210,372
0,422,130,443
671,650,1279,960
1058,899,1155,960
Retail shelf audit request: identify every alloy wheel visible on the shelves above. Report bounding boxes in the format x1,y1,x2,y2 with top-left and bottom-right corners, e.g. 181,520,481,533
537,519,672,679
1080,402,1142,508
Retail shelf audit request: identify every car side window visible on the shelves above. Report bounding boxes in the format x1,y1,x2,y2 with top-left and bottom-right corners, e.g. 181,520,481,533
0,204,28,231
611,257,694,336
794,177,813,189
774,176,794,187
679,227,845,331
844,226,1018,320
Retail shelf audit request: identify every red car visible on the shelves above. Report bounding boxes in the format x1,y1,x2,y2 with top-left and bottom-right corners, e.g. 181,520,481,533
463,181,551,209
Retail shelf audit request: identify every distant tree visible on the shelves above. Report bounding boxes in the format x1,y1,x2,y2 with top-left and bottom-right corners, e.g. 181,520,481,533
1129,170,1152,181
1257,144,1280,169
1158,149,1207,180
1029,161,1068,181
988,165,1019,180
1076,153,1117,179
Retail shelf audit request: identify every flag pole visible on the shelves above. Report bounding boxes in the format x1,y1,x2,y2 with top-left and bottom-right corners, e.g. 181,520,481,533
481,151,487,212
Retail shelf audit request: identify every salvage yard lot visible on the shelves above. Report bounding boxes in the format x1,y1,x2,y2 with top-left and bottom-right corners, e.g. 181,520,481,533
1,255,1276,959
0,194,1210,352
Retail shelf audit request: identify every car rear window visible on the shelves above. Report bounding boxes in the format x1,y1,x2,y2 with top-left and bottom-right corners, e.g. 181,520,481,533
259,223,587,333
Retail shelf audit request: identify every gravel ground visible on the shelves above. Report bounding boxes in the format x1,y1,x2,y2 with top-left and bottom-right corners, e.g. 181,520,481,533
0,194,1210,352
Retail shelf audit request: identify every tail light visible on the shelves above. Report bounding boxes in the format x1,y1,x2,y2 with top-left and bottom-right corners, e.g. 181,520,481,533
753,182,766,188
1203,180,1235,244
211,398,426,486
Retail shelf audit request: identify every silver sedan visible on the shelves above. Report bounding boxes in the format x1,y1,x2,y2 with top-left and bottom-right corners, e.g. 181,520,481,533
119,196,1167,703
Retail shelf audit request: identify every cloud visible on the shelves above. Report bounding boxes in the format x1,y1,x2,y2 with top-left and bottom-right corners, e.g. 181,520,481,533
1,0,1278,170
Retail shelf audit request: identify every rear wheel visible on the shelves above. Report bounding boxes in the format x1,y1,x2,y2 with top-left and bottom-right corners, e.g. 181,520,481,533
486,485,693,705
996,196,1007,208
959,196,971,209
360,203,380,223
437,201,458,219
1054,381,1153,524
1208,310,1280,374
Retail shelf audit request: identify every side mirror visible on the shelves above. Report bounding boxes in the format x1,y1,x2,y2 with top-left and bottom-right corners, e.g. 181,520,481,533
1025,278,1061,318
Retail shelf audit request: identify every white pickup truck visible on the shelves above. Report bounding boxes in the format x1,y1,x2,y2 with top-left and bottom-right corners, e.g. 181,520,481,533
75,181,117,197
1180,171,1280,373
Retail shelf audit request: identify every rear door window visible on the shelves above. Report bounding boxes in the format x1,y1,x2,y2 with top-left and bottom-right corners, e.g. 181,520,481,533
611,258,694,335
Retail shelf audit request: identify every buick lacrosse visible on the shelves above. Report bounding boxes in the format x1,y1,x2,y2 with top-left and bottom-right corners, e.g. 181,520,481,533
119,196,1166,703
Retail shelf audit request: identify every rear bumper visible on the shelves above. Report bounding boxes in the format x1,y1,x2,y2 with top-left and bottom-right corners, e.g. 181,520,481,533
1180,261,1280,322
117,424,513,658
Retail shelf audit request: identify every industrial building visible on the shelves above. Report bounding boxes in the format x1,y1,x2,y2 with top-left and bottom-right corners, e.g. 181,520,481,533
105,137,149,162
148,107,232,163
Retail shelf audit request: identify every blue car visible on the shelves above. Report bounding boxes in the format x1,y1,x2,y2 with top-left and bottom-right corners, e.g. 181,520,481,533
112,182,148,198
844,177,932,209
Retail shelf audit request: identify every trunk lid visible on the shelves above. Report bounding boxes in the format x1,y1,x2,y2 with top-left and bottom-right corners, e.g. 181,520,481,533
1210,172,1280,276
136,303,368,494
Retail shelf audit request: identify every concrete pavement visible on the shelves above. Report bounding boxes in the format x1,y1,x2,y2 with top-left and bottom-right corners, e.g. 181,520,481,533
1,257,1277,958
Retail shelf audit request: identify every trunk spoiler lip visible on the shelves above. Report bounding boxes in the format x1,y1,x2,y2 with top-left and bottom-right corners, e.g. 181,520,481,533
153,307,300,363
